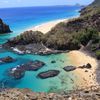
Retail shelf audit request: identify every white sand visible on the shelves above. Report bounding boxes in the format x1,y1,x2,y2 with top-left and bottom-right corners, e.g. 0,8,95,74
68,50,98,89
28,19,68,34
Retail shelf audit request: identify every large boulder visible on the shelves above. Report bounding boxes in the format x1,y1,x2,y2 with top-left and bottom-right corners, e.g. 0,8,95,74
0,18,11,34
37,70,60,79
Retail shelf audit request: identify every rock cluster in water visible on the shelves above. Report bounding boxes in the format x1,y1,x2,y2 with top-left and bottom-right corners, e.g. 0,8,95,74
63,63,92,72
8,60,45,79
0,18,11,34
7,59,92,80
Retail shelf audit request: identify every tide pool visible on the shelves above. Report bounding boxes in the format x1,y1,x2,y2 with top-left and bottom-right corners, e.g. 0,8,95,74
0,6,81,92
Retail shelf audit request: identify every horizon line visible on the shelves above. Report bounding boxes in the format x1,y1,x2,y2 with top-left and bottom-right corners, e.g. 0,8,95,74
0,4,85,9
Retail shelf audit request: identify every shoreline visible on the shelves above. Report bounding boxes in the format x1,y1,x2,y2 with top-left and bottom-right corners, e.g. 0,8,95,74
27,16,79,34
68,50,99,89
27,18,68,34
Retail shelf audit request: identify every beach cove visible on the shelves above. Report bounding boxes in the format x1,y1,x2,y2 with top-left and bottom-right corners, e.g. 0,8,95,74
0,5,99,92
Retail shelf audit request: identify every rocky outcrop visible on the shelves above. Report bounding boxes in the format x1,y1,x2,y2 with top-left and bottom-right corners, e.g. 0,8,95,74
78,63,92,69
63,66,76,72
37,70,60,79
0,86,100,100
3,30,66,55
0,18,11,34
8,60,45,79
0,56,15,64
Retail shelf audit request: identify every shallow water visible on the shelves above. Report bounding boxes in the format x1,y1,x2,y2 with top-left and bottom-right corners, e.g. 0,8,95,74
0,6,81,92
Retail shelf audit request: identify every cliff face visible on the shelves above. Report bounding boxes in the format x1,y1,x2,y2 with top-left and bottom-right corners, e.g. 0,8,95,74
0,18,11,34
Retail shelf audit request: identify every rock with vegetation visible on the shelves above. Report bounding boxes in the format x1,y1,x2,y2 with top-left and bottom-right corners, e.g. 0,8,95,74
37,70,60,79
0,18,11,34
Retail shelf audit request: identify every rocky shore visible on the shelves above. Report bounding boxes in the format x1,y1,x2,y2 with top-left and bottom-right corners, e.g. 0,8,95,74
3,30,67,55
1,85,100,100
0,18,11,34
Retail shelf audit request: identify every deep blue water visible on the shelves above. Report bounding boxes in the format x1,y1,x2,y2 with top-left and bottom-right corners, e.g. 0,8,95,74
0,6,81,92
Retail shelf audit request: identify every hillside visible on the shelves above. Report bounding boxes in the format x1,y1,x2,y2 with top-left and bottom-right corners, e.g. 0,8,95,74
80,0,100,16
0,18,11,34
3,0,100,59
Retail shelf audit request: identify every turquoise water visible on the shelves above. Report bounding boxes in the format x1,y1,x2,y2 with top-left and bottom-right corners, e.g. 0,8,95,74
0,6,81,92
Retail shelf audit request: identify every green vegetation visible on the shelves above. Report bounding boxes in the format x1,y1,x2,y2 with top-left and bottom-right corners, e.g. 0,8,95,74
96,50,100,59
12,31,44,45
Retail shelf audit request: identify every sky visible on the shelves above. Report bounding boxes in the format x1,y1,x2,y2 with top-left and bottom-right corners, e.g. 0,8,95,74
0,0,94,8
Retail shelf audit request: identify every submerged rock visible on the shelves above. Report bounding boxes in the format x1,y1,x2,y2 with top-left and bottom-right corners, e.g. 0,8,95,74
0,56,15,64
63,66,76,72
37,70,60,79
51,60,56,63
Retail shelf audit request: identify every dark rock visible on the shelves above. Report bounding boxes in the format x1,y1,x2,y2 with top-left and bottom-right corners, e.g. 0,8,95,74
85,70,88,72
63,66,76,72
0,56,15,64
0,18,11,34
37,70,60,79
86,63,92,69
22,60,45,71
78,63,92,69
7,60,45,79
8,67,25,79
51,61,56,63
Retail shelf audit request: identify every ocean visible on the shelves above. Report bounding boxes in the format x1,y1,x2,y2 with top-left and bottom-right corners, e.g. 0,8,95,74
0,6,81,92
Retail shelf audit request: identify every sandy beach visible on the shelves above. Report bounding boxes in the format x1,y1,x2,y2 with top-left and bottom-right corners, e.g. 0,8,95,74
68,50,98,89
28,19,68,34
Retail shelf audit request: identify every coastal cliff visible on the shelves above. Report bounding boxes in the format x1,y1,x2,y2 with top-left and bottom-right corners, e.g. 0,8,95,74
0,18,11,34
